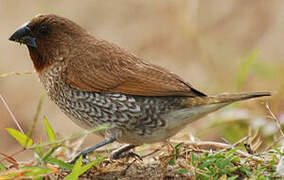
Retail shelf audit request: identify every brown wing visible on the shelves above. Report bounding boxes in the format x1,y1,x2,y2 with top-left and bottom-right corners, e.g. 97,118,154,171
66,39,206,97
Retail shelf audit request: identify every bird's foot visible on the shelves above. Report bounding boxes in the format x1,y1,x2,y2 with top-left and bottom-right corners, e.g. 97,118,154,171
112,150,143,161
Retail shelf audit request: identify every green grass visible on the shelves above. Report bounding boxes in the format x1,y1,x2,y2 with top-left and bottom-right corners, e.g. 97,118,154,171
1,115,109,180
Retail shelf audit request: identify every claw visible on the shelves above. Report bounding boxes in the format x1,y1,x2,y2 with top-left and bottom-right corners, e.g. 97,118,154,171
112,150,142,161
111,144,136,160
128,152,143,161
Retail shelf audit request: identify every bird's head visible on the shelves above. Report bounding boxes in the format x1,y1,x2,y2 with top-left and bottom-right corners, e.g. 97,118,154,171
9,14,87,72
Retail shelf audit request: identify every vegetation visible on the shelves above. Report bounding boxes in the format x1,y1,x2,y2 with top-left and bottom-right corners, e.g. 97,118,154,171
0,56,283,179
1,3,284,178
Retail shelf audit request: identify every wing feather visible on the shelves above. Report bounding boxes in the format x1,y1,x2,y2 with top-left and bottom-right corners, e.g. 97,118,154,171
66,39,205,97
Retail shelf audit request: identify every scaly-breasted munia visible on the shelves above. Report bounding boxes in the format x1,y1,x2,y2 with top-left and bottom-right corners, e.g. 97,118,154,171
9,14,270,161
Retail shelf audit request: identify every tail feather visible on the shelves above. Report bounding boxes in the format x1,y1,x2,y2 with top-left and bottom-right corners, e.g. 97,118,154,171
181,92,271,107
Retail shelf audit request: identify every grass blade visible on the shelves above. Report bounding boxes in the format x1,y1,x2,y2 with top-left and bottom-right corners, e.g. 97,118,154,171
6,128,33,148
43,116,56,143
45,158,73,171
64,155,82,180
236,50,259,90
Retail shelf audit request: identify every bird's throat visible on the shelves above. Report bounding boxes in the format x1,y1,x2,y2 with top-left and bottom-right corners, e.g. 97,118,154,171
28,46,49,72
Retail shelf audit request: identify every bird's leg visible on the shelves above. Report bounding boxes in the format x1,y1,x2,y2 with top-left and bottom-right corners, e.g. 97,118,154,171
112,144,142,160
69,137,116,164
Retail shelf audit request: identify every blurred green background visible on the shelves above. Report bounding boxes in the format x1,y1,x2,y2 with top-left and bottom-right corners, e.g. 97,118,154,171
0,0,283,160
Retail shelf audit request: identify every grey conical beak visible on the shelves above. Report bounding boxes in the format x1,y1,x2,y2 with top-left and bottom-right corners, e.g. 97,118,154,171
9,25,36,48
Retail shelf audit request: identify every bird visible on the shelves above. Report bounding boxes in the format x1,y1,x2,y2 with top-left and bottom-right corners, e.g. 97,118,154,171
9,14,270,162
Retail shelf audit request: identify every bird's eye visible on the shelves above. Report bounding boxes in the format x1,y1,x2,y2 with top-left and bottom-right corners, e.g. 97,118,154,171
37,24,50,36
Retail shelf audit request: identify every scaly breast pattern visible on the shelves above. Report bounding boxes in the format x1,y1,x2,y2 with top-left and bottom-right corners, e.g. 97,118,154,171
39,63,184,141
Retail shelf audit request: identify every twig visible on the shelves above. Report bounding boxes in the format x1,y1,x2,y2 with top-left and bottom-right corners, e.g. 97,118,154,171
234,149,264,161
265,103,284,137
0,148,26,163
67,135,87,158
0,93,24,134
265,136,283,152
141,146,164,159
233,136,251,147
25,92,46,147
121,159,137,176
0,71,32,78
170,139,236,150
170,139,264,161
218,135,250,153
28,124,110,149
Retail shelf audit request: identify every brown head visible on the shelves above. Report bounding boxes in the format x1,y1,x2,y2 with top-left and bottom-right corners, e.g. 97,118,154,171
9,14,88,72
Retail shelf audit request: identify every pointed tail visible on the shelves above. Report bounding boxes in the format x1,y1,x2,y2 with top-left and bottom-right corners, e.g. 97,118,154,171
181,92,271,107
